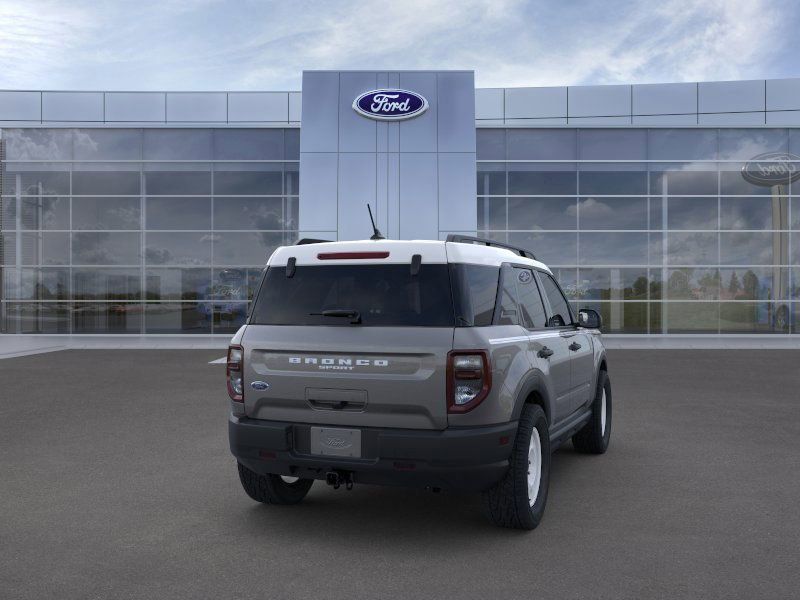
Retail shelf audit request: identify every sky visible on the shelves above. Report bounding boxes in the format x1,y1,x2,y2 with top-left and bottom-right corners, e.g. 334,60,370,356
0,0,798,91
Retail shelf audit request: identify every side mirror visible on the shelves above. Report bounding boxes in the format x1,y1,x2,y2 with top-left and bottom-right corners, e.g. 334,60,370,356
578,308,602,330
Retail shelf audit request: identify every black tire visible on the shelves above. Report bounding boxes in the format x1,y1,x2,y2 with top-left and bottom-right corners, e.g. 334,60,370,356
572,370,611,454
482,404,550,530
237,463,314,505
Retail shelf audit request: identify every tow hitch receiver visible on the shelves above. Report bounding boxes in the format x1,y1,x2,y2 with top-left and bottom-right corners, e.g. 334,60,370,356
325,470,354,490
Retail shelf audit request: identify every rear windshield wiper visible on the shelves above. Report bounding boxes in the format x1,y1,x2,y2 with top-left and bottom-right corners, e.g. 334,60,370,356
310,309,362,325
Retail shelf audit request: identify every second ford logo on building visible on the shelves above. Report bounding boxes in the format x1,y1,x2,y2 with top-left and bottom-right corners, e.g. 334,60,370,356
353,89,428,121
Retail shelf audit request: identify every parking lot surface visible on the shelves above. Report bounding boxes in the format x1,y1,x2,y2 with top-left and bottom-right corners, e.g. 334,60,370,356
1,349,799,599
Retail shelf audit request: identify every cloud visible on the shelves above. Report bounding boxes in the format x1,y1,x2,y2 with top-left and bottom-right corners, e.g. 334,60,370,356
0,0,795,90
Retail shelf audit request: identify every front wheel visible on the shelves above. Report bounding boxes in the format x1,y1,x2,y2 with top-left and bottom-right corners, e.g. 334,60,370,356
482,404,550,530
237,463,314,505
572,370,612,454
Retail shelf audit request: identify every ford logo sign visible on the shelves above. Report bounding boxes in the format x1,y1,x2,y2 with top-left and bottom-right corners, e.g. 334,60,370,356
250,381,269,391
353,89,428,121
742,152,800,186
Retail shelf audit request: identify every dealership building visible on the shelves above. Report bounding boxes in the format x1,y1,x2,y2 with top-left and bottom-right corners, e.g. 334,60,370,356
1,70,799,340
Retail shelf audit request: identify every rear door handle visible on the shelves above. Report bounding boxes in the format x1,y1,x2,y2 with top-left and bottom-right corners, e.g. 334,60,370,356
538,346,554,359
568,342,582,351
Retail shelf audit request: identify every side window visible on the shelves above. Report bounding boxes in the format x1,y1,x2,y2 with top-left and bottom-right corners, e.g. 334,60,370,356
495,265,519,326
539,272,573,327
513,268,547,329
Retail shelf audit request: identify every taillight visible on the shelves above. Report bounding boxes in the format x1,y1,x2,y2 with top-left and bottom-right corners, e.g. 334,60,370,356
227,344,244,402
447,350,491,413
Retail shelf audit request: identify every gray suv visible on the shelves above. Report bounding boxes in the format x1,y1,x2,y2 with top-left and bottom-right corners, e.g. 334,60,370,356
227,235,611,530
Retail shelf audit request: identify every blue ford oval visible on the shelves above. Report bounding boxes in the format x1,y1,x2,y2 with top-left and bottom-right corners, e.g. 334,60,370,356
352,89,428,121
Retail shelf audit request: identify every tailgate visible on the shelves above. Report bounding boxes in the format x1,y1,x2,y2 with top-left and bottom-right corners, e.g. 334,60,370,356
242,325,454,430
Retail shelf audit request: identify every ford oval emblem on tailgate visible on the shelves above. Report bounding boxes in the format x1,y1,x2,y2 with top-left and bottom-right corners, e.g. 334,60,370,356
250,381,269,390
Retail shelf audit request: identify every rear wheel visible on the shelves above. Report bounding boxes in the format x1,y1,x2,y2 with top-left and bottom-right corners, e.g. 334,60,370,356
482,404,550,530
237,463,314,505
572,370,612,454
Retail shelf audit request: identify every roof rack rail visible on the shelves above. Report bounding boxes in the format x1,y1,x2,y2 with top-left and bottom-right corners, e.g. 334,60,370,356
296,238,332,245
445,234,536,260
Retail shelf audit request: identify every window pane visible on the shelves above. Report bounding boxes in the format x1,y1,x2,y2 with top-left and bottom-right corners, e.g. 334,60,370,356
451,264,499,326
720,302,783,333
668,197,718,230
720,167,773,196
72,232,140,265
507,129,575,160
72,170,140,195
720,232,777,265
667,233,719,265
212,303,249,334
666,268,720,300
477,165,505,195
496,266,519,326
213,197,284,229
212,267,263,302
72,197,140,230
72,268,141,300
5,168,70,195
2,267,69,300
285,129,300,159
477,197,506,230
508,167,576,195
578,268,649,300
720,197,784,230
213,232,283,265
649,167,717,195
20,196,70,230
718,129,788,160
214,129,284,160
539,272,572,326
144,303,212,334
579,233,649,265
284,163,299,196
477,129,505,160
579,129,646,160
648,129,718,161
508,197,576,230
145,268,212,301
579,170,647,195
20,232,70,265
143,129,213,160
145,232,212,265
145,197,211,230
507,232,577,265
144,170,210,195
73,303,142,333
213,167,283,195
579,301,648,333
73,129,142,160
514,268,547,328
1,302,70,333
719,267,788,301
578,197,647,230
665,301,719,333
3,129,72,160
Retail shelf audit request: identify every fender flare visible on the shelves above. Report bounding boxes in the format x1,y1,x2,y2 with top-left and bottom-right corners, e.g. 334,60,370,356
510,369,554,425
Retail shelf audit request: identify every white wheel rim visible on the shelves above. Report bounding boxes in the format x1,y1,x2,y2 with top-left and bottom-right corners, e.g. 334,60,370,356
280,475,300,484
527,429,542,507
600,389,607,436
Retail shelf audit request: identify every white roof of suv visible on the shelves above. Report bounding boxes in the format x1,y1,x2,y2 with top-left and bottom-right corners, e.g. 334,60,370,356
268,239,551,273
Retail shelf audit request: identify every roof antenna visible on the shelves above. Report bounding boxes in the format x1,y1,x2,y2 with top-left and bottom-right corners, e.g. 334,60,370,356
367,204,385,240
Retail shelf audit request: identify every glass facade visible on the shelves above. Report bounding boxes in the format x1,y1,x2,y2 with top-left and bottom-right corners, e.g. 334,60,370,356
0,128,299,334
478,128,800,335
1,125,798,335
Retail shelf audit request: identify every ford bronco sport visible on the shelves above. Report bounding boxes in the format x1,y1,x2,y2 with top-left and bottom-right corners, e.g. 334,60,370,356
228,235,611,530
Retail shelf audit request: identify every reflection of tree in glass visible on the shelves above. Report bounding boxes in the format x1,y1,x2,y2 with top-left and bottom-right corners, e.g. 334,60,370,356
632,276,648,300
728,272,741,296
742,270,759,301
668,270,691,298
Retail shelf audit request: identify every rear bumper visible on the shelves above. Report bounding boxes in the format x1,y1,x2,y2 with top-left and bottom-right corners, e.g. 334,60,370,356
229,415,517,492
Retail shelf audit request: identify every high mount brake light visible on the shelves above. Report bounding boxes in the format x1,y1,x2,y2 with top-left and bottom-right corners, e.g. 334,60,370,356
447,350,491,413
317,252,390,260
227,344,244,402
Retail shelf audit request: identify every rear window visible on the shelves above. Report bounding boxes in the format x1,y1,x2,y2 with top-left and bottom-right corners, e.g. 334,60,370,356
250,264,454,327
450,264,500,326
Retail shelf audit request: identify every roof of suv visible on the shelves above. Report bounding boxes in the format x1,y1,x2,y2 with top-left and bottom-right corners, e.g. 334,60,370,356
268,239,551,272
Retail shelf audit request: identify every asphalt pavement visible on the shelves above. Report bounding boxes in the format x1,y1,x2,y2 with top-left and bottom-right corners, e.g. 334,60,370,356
1,349,798,599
